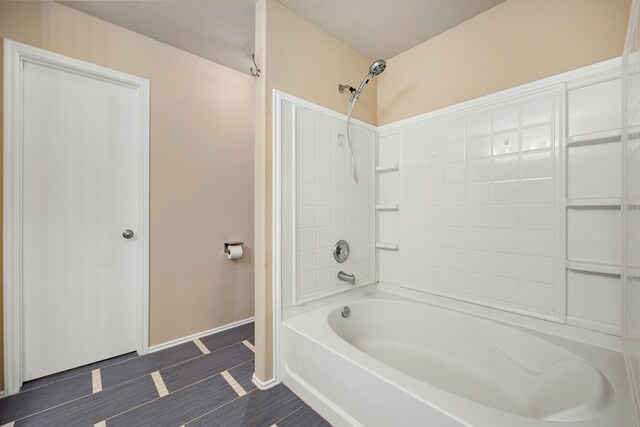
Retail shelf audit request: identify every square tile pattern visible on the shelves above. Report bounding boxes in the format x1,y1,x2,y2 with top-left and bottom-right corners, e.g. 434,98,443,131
0,322,329,427
397,91,560,317
297,107,375,302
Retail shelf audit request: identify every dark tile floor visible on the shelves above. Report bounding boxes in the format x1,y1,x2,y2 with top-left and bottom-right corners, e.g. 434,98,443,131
0,322,330,427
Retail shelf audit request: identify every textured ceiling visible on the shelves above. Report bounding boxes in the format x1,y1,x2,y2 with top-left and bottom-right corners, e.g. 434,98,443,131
60,0,258,75
60,0,506,74
278,0,506,60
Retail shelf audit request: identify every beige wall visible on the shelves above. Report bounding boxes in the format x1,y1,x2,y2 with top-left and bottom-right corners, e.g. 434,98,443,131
378,0,631,125
253,0,377,382
0,1,255,390
264,0,377,126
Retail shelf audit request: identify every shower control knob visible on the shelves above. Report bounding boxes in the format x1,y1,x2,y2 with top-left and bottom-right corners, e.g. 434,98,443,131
334,240,350,263
123,229,134,239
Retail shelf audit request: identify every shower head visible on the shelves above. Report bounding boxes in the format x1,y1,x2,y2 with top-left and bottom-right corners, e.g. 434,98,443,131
341,59,387,185
353,59,387,100
369,59,386,76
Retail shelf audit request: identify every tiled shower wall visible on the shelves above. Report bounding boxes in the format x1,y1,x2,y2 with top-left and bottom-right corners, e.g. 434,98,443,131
378,89,564,320
291,102,375,304
378,64,624,331
278,60,623,334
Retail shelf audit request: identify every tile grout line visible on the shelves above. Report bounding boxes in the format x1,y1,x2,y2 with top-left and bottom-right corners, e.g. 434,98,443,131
92,369,103,394
180,388,259,426
7,385,97,423
151,371,169,398
193,338,210,355
242,340,255,352
8,337,256,423
220,370,247,397
115,337,253,395
7,334,255,424
183,388,306,427
18,330,253,394
101,359,255,424
270,405,307,427
19,353,138,394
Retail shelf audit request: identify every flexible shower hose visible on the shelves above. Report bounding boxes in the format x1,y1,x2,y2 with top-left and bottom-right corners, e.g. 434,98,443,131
346,96,359,184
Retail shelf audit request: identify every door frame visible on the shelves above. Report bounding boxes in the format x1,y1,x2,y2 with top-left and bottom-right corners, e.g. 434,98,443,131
3,39,150,395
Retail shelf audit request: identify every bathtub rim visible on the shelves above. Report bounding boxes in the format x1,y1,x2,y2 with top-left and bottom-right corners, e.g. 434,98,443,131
283,282,622,352
282,287,633,427
376,282,622,351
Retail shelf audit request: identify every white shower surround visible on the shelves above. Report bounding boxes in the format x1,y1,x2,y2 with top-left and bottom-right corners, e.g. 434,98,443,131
274,92,377,316
374,62,624,335
378,85,564,322
623,0,640,421
293,102,376,304
273,56,629,423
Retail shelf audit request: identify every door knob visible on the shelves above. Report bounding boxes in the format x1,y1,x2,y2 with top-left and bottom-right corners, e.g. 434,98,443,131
122,229,134,239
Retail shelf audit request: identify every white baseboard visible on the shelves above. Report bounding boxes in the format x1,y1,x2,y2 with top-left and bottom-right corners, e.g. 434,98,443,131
252,373,279,390
0,390,4,398
148,317,254,353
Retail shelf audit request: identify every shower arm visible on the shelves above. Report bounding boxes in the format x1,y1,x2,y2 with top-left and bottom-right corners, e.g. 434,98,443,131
338,84,356,96
339,75,372,102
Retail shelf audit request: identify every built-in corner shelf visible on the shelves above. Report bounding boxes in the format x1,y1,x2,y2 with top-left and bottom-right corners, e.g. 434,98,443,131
375,164,399,173
375,204,399,211
566,197,621,207
376,242,399,250
566,129,621,147
566,260,621,276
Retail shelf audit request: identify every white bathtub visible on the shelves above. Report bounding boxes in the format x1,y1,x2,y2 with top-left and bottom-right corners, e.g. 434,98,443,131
282,289,634,426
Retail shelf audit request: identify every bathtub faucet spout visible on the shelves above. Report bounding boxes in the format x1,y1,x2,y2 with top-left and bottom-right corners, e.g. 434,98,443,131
338,271,356,285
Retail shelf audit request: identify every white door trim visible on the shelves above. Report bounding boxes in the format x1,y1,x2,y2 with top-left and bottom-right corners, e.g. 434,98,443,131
3,39,150,395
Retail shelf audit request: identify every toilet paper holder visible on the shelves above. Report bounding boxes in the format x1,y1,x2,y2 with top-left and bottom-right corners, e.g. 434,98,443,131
224,241,243,254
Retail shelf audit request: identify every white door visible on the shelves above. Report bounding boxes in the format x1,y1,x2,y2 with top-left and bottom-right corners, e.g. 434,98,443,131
9,44,148,381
